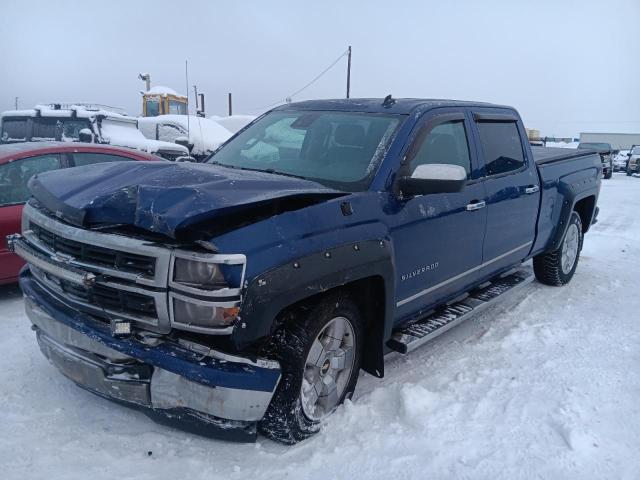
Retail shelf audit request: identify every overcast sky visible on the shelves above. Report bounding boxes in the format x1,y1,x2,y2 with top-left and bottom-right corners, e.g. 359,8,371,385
1,0,638,137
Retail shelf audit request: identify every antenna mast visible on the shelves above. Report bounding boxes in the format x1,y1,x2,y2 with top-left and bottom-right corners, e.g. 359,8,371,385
185,60,190,139
346,46,352,99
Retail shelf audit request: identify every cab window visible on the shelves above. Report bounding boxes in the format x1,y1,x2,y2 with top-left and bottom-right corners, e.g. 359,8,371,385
0,154,61,206
476,121,525,176
409,120,471,176
32,118,59,140
72,152,135,167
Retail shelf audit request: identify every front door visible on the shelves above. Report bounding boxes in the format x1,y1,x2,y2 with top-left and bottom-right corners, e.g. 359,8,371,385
389,110,487,322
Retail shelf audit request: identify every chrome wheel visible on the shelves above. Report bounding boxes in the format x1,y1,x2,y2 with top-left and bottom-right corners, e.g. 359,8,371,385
300,316,355,421
561,223,580,274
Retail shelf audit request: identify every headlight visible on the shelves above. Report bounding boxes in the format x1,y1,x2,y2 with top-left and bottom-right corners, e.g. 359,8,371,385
168,250,246,333
173,258,227,289
170,293,239,331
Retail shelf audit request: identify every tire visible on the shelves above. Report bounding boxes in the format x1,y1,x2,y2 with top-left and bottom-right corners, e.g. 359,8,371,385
604,164,612,179
259,293,363,444
533,211,583,286
627,167,632,176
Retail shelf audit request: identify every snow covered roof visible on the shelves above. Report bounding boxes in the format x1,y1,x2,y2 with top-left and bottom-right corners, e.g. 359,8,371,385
138,115,232,155
145,86,183,97
100,117,188,154
1,104,132,120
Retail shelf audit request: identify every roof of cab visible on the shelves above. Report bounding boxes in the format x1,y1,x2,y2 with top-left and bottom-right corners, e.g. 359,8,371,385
0,141,161,164
274,98,513,115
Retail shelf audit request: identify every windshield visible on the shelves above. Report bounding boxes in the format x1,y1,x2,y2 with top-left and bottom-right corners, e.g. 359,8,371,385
207,110,402,191
61,119,92,140
578,142,611,152
631,146,640,155
169,100,187,115
0,118,28,142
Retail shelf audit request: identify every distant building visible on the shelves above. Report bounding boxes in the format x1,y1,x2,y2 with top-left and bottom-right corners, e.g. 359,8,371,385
579,132,640,150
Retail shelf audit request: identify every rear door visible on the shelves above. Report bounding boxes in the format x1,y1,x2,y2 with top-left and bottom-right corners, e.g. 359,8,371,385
390,109,488,320
470,110,540,272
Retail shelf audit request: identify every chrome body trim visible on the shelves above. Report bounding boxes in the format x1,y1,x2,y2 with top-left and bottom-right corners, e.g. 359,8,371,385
24,202,172,288
29,264,165,328
396,241,533,307
26,298,279,423
168,291,238,334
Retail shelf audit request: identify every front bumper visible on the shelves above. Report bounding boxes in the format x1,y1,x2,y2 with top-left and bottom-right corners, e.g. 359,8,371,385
20,271,281,442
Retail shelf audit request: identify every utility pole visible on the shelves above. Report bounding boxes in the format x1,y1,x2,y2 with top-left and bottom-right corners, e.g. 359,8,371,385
14,97,18,110
346,45,352,99
228,93,233,116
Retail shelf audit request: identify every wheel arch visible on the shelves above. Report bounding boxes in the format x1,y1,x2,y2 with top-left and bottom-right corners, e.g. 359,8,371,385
235,239,395,378
573,195,596,234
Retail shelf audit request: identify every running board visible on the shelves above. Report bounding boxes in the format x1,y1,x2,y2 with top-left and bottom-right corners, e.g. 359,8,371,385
387,268,533,354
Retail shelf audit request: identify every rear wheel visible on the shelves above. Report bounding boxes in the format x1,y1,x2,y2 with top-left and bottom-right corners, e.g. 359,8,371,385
533,212,583,286
259,293,363,444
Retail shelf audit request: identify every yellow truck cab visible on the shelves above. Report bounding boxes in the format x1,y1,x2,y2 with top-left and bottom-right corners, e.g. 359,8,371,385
142,86,188,117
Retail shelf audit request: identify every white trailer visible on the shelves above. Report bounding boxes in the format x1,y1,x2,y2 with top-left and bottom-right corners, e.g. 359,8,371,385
579,132,640,151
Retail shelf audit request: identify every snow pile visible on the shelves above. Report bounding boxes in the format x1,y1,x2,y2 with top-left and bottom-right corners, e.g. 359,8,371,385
138,115,232,156
101,118,188,155
1,177,639,479
210,115,256,134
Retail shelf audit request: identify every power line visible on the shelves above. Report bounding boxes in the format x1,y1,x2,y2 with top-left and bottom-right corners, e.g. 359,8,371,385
248,48,350,112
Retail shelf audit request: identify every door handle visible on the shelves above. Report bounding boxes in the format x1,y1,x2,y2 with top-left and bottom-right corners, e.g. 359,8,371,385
466,200,486,211
525,185,540,194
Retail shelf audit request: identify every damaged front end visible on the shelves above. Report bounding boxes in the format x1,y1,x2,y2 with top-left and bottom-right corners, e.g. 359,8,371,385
11,202,281,441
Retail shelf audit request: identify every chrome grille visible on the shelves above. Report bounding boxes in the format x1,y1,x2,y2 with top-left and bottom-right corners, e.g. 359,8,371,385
30,222,156,276
59,279,157,317
20,202,246,335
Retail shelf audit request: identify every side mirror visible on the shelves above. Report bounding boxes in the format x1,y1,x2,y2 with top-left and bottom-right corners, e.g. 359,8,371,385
175,136,194,152
398,164,467,196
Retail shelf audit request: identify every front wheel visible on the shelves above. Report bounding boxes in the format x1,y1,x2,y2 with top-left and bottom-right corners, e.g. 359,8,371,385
533,211,583,286
259,293,363,444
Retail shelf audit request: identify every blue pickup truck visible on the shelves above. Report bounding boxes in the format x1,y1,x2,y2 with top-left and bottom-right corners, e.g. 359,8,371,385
9,98,602,444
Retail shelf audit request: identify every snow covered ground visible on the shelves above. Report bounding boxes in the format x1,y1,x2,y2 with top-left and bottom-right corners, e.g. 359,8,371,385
1,174,639,480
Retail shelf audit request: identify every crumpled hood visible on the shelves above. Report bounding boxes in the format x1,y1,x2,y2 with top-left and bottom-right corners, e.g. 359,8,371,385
28,161,343,238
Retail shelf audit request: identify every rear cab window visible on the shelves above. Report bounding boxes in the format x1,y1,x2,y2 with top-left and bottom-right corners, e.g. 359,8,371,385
475,118,526,176
0,154,61,206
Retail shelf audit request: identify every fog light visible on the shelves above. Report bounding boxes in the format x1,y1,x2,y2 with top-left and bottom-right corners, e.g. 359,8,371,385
110,318,132,337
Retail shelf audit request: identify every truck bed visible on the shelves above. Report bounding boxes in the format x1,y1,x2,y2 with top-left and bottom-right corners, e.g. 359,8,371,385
531,146,594,165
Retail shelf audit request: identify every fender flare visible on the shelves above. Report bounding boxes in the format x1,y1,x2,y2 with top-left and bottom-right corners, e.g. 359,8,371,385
547,177,598,252
233,238,396,377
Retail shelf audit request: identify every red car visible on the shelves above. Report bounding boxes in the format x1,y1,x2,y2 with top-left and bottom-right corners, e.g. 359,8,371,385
0,142,162,285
